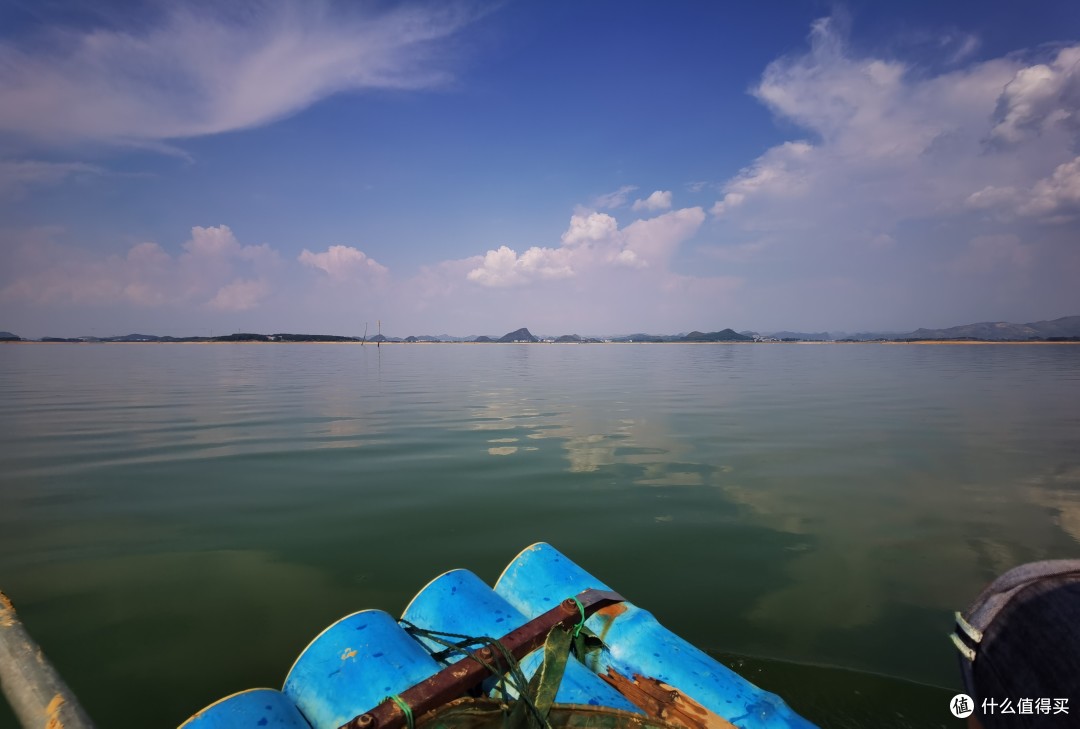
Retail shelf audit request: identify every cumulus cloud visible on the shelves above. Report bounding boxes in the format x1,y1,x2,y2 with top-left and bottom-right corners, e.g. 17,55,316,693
0,225,280,310
967,156,1080,222
184,225,243,258
465,245,574,287
0,1,479,147
298,245,389,280
710,15,1080,270
684,15,1080,329
466,207,705,287
711,141,813,217
1022,156,1080,220
632,190,673,212
990,47,1080,144
622,207,706,263
561,212,619,247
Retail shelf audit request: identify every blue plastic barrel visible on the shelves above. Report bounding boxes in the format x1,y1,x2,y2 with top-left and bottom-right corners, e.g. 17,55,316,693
494,543,817,729
401,569,642,713
178,688,311,728
283,609,441,729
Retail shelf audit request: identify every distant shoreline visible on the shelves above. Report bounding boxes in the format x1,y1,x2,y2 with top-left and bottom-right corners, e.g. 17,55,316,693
882,340,1080,345
5,339,1078,346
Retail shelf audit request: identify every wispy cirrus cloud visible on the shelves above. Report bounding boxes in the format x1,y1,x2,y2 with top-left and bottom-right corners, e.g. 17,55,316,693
0,1,481,148
590,185,638,210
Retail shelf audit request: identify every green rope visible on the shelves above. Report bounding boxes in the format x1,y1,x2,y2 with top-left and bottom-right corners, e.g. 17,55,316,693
569,597,586,638
399,620,547,728
386,694,414,729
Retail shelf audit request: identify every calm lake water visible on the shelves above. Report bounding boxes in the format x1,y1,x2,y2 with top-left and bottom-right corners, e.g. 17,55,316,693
2,342,1079,728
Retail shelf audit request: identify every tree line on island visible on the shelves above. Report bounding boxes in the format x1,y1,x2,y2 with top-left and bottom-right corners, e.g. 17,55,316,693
2,315,1079,343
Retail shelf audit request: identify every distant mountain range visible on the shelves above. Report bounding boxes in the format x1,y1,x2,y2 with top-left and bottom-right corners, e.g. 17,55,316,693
3,316,1079,344
741,316,1080,341
896,315,1080,341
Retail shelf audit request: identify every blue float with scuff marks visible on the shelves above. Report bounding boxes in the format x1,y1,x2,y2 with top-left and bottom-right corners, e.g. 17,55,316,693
401,568,642,713
283,610,442,729
178,544,818,729
178,688,310,728
495,543,816,729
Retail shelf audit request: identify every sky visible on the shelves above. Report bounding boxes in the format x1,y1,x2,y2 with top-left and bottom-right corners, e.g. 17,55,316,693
1,0,1078,338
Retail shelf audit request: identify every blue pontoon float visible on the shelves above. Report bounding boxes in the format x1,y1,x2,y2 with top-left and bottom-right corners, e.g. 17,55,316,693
179,543,816,729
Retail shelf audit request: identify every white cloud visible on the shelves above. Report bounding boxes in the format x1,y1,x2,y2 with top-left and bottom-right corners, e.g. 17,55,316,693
622,207,706,263
466,207,705,288
948,34,981,65
710,192,745,217
990,47,1080,144
184,225,243,258
0,225,280,309
685,15,1080,328
632,190,673,212
711,141,818,218
298,245,389,280
710,15,1080,263
465,245,574,287
965,156,1080,221
0,2,478,147
965,185,1020,211
1021,156,1080,220
561,212,619,247
591,185,638,209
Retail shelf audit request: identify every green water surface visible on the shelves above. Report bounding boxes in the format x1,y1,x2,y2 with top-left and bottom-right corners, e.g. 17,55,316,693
1,342,1078,727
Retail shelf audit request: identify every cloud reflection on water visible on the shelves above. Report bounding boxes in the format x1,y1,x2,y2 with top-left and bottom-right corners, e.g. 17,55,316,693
467,385,709,486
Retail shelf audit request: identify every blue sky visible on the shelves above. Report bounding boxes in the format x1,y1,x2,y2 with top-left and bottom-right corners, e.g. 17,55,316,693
1,0,1078,337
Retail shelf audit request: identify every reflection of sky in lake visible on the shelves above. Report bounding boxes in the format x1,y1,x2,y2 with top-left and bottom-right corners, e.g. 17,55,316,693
467,383,707,485
453,343,1080,681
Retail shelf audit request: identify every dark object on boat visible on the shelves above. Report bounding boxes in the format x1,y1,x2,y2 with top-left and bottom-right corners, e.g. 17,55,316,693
952,560,1080,728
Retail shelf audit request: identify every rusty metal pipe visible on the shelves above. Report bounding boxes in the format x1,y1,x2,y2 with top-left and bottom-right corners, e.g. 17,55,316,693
0,590,96,729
